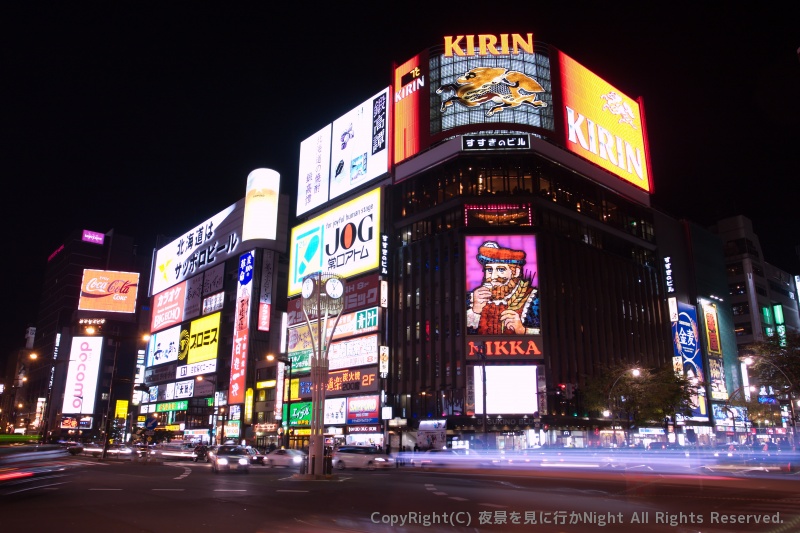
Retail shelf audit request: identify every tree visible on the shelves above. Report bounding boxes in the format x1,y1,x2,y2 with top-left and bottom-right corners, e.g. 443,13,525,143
740,331,800,445
740,331,800,396
583,363,695,442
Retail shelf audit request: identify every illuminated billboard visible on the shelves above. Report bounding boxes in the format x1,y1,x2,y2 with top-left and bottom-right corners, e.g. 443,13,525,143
393,51,429,165
62,336,103,415
671,301,709,422
242,168,281,242
473,365,538,415
229,250,254,404
296,88,390,217
347,394,380,424
325,397,347,425
465,234,540,332
297,124,332,216
188,312,221,364
288,187,381,296
555,50,652,193
78,269,139,313
327,333,379,371
146,325,181,367
152,202,240,295
431,34,553,137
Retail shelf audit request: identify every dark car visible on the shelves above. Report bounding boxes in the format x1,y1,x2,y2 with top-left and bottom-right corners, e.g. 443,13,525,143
244,446,266,465
210,444,250,473
193,444,209,463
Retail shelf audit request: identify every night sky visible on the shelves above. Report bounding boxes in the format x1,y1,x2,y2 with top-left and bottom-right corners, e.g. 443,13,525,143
2,4,799,368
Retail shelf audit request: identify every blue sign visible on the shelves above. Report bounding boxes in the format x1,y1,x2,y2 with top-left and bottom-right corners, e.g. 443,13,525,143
145,417,158,430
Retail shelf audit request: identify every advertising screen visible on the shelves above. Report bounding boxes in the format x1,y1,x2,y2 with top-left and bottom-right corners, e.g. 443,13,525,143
672,301,709,422
473,365,538,415
347,394,380,424
295,88,389,217
146,325,181,367
78,269,139,313
288,187,381,296
325,396,347,425
151,202,242,295
188,312,221,364
329,87,389,202
327,333,379,371
297,124,332,216
556,50,652,193
229,251,254,404
431,34,552,138
464,235,539,336
393,52,429,165
62,336,103,415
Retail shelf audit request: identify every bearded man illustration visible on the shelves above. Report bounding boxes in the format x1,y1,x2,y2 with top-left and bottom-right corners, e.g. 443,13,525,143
466,241,539,335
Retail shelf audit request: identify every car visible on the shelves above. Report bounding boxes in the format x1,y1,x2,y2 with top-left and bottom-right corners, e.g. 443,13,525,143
62,441,84,455
332,446,394,470
265,448,306,469
154,442,196,461
204,445,219,463
193,444,210,463
244,446,267,465
82,443,141,458
210,444,250,473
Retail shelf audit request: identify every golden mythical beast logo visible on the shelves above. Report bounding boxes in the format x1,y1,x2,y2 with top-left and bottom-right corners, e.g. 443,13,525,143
437,66,547,117
601,91,637,128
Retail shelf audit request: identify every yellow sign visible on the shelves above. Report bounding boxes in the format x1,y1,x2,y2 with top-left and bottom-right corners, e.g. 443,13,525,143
188,312,220,364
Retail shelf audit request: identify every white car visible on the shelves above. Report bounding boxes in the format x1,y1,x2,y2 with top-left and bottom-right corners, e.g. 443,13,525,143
82,443,141,458
332,446,394,470
265,448,306,469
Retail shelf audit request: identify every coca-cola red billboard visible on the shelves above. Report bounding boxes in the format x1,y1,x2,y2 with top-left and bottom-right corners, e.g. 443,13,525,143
78,269,140,313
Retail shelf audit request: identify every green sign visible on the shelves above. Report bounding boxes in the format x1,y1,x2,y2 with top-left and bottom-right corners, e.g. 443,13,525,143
156,400,188,412
288,401,312,426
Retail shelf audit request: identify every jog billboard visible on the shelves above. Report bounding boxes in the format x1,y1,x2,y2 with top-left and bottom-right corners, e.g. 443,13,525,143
288,187,381,297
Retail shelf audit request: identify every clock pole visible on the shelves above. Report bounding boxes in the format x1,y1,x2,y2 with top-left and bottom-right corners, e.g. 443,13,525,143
300,271,344,477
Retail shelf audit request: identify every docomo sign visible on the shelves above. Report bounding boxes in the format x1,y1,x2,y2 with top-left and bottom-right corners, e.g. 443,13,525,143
78,269,140,313
61,336,103,415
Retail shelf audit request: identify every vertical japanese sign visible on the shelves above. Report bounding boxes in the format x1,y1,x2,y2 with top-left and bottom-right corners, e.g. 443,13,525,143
672,301,708,422
258,250,274,332
229,250,254,404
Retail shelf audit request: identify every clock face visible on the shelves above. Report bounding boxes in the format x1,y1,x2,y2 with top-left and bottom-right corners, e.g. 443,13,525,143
301,278,315,299
325,278,344,299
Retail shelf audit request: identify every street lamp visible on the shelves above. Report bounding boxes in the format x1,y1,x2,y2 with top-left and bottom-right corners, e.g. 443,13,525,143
743,356,797,448
607,368,641,448
266,354,293,448
476,351,489,449
723,385,755,442
195,375,219,446
300,271,345,477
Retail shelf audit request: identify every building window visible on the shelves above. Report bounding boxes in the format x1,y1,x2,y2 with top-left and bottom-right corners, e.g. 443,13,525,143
726,262,744,276
729,283,747,295
731,302,750,316
734,323,753,336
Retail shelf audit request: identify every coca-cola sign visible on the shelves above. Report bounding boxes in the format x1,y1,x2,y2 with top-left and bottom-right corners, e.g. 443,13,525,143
78,269,140,314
